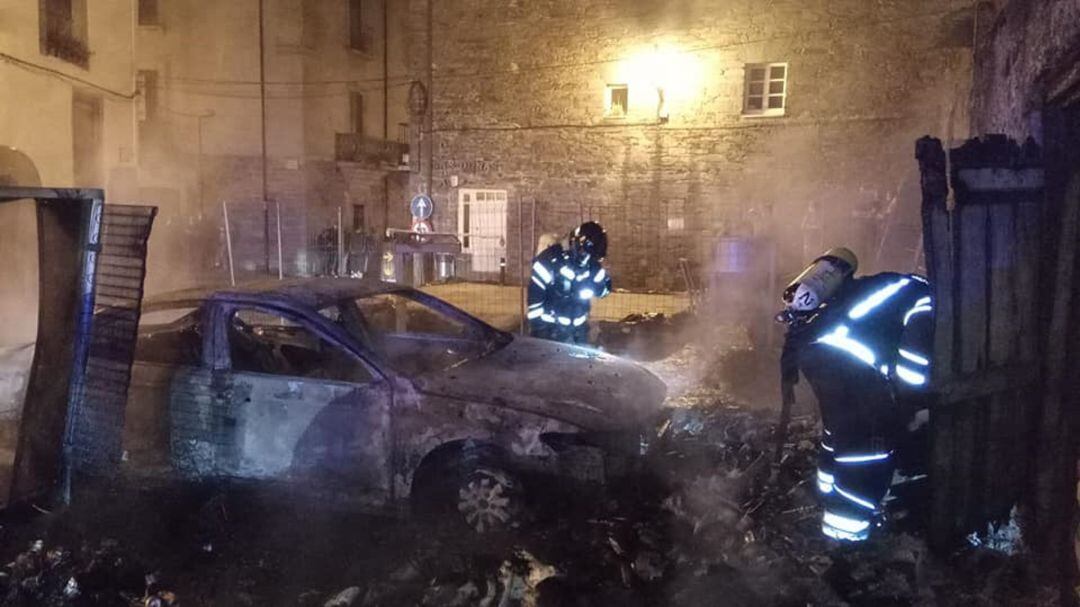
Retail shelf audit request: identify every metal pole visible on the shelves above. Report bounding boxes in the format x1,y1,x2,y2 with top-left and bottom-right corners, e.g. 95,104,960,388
382,0,389,141
518,195,525,335
259,0,271,275
197,116,204,217
276,201,284,279
337,206,345,276
424,0,433,196
223,201,236,286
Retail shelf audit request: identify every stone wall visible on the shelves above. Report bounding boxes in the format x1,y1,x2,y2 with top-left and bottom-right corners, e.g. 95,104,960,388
407,0,974,289
970,0,1080,139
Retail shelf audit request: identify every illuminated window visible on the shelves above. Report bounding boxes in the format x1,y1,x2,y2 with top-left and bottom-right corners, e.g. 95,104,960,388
743,63,788,117
606,84,628,118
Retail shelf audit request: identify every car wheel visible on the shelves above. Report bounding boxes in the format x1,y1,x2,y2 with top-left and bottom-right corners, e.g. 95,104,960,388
456,466,519,533
412,445,524,535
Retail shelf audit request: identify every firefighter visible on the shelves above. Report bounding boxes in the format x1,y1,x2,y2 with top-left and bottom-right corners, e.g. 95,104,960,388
527,221,612,344
777,247,933,542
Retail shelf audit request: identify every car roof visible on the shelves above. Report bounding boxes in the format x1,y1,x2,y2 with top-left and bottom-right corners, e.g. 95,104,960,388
143,277,411,312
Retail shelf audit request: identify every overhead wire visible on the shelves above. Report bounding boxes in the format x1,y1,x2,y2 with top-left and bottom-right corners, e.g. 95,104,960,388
0,51,137,99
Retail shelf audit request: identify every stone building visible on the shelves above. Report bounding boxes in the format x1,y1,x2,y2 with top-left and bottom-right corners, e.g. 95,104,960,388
134,0,412,291
404,0,976,289
0,0,414,297
0,0,138,344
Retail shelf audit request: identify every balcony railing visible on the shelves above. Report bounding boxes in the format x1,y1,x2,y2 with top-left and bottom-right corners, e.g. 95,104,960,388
335,133,408,168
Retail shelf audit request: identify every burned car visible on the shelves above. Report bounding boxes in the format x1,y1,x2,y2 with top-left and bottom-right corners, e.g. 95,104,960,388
123,278,666,531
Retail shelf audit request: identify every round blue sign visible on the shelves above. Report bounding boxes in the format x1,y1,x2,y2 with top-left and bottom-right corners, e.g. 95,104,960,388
410,194,434,220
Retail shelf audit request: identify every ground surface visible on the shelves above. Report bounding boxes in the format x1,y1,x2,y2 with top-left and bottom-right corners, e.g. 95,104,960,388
421,282,691,331
0,318,1058,606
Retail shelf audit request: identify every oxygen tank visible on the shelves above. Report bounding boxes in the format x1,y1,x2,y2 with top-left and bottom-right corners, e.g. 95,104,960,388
781,247,858,312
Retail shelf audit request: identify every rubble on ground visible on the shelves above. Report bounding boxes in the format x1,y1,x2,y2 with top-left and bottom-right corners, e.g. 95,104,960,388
596,312,694,361
0,348,1060,606
0,537,162,607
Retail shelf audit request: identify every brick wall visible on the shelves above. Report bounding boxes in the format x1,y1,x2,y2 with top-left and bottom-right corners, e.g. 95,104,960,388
970,0,1080,139
407,0,974,289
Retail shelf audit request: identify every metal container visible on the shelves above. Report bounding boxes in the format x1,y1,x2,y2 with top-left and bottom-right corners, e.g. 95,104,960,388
436,253,455,281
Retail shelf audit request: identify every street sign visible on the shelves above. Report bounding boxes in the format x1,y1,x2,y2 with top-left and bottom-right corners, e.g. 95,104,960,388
412,218,433,233
410,194,433,220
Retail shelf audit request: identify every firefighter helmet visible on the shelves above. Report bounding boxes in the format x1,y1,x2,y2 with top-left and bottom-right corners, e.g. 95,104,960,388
570,221,607,260
782,247,859,312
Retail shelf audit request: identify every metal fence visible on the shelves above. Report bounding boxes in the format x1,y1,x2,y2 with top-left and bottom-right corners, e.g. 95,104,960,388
425,197,698,335
216,197,699,334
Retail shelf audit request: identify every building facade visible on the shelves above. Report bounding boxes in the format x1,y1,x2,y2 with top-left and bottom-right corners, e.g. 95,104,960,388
0,0,138,345
405,0,976,290
134,0,412,291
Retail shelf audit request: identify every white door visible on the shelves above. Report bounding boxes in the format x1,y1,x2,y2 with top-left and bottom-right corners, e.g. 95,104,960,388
458,189,507,274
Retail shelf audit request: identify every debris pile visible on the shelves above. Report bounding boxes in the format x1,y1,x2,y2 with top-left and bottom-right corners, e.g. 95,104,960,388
0,359,1060,606
0,537,170,607
596,312,694,361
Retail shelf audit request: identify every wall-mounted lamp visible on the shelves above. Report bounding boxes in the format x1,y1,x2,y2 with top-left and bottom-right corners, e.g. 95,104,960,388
616,44,701,123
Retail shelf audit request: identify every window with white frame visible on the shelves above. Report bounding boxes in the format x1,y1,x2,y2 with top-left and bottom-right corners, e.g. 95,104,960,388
605,84,628,118
743,63,788,117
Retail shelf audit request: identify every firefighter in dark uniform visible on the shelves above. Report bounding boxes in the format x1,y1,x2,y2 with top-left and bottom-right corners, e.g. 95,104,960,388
527,222,612,344
777,247,933,541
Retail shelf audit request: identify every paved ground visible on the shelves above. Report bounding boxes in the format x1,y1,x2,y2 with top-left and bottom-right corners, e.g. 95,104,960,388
422,282,691,331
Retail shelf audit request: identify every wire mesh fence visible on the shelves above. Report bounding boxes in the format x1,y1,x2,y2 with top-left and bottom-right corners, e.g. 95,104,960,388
419,196,695,335
217,197,702,336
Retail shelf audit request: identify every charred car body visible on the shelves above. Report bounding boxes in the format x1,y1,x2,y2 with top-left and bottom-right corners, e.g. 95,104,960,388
123,279,666,531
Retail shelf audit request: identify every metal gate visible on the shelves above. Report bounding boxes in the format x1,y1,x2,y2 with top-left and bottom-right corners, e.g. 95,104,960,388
65,204,157,475
1,189,155,507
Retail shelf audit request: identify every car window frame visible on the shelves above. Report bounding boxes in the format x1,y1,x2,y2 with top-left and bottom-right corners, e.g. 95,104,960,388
132,302,211,369
370,288,511,345
208,298,388,384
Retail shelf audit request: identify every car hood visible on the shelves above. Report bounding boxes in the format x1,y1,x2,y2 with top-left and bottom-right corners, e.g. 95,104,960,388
414,336,667,432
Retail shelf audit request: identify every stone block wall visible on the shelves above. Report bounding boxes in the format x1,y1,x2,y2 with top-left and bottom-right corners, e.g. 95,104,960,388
970,0,1080,139
406,0,975,289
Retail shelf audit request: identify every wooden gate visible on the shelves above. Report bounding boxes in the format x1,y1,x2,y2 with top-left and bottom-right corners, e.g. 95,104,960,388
917,135,1044,545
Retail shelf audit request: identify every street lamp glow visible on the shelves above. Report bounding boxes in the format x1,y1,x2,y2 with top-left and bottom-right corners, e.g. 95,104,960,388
617,44,703,106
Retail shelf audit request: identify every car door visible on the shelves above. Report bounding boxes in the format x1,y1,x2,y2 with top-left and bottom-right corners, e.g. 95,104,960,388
199,300,393,504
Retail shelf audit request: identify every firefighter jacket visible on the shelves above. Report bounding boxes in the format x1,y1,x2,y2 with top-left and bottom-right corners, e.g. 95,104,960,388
526,243,612,330
783,272,933,541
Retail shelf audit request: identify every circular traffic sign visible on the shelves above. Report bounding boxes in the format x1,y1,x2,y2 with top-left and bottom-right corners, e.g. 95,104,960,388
410,194,433,220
